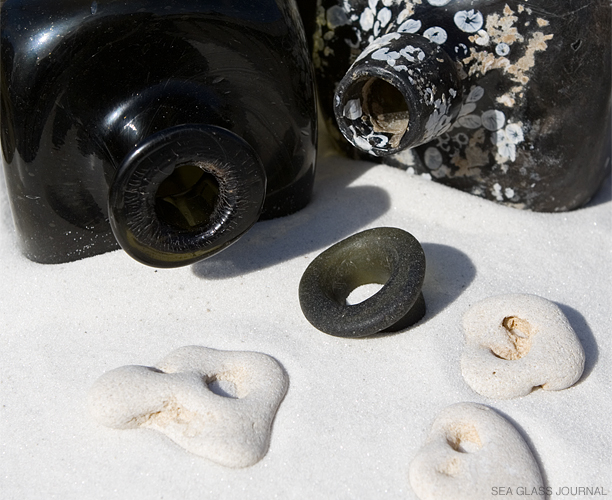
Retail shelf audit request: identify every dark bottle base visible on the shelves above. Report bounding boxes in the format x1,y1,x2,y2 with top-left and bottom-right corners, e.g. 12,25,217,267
1,0,318,266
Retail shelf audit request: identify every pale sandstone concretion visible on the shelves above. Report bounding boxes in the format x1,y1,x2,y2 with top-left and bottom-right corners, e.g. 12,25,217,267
461,293,585,399
409,402,544,500
88,346,288,468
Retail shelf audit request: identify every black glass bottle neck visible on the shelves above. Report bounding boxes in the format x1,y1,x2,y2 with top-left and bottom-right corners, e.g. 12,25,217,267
334,32,462,157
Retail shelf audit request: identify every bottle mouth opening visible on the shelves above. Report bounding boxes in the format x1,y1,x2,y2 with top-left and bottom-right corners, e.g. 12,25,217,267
361,77,410,148
335,32,464,157
109,124,266,268
337,75,411,155
154,162,220,231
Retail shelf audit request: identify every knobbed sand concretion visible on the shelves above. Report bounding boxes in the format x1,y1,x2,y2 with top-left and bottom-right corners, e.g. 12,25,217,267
461,293,585,399
409,402,544,500
88,346,288,468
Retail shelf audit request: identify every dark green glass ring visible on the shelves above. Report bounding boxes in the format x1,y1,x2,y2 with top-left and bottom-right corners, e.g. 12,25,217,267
298,227,426,338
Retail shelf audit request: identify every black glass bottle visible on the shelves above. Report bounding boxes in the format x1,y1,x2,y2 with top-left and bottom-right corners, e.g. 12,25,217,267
1,0,317,267
312,0,611,211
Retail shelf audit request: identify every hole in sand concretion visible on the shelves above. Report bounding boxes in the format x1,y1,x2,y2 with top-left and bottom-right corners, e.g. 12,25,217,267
446,423,483,453
206,375,239,399
490,316,535,360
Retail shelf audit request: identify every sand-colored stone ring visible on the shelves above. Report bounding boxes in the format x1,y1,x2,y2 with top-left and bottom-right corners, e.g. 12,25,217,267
299,227,426,338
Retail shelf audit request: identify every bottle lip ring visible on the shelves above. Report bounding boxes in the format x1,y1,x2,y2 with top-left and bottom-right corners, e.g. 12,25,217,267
298,227,426,338
108,124,266,268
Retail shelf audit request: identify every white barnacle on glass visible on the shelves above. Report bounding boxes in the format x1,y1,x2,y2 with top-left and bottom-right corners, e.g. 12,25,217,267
343,99,363,120
455,43,469,57
326,6,349,29
436,133,451,152
458,102,477,117
353,134,373,151
377,7,392,27
504,123,524,144
491,122,524,162
496,42,510,56
371,47,390,60
481,109,506,131
373,20,381,37
457,115,482,129
386,51,402,65
492,183,504,201
492,132,514,161
474,29,490,46
344,34,362,49
424,88,435,104
356,32,401,61
453,132,469,146
351,126,391,153
454,9,484,33
431,164,452,178
398,19,422,33
369,133,389,148
360,8,375,31
424,101,453,140
372,47,402,66
399,44,425,63
466,86,485,103
427,0,451,5
423,26,447,45
424,147,443,169
504,187,515,198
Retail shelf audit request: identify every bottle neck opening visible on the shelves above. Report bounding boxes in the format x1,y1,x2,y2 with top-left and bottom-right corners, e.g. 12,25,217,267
337,73,412,155
360,77,410,149
154,162,220,231
334,32,463,157
109,124,266,268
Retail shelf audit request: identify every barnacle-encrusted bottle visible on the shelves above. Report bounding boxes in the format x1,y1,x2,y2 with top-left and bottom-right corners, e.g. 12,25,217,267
313,0,611,211
1,0,317,266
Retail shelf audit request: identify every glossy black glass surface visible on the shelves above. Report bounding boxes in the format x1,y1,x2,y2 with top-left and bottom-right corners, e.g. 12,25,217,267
1,0,317,266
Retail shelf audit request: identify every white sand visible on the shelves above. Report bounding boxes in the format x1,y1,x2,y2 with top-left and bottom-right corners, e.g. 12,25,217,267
1,130,610,499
